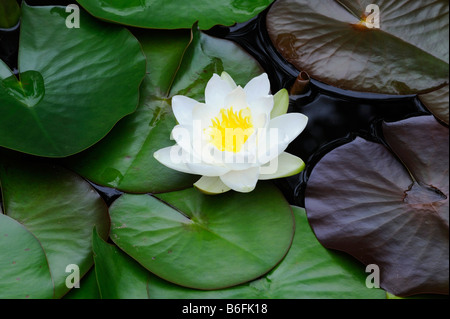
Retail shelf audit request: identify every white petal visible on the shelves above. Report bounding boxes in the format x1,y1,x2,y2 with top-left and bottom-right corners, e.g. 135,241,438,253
221,150,257,171
244,73,271,104
257,113,308,164
171,119,218,166
194,176,231,195
153,146,197,175
205,74,235,108
171,95,198,125
194,142,222,165
259,152,305,180
171,124,199,159
248,95,273,128
224,86,249,111
192,103,219,130
220,71,237,89
269,113,308,144
186,162,230,177
257,137,286,166
217,133,259,171
258,113,308,164
220,167,260,193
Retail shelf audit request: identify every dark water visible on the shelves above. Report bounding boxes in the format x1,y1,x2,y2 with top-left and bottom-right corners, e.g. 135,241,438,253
0,1,431,207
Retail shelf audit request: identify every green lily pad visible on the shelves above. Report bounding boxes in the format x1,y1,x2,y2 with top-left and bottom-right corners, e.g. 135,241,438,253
92,229,151,299
88,206,384,298
0,213,53,299
76,0,273,30
67,26,263,193
108,183,294,290
305,116,448,296
267,0,449,95
0,150,110,298
0,3,146,157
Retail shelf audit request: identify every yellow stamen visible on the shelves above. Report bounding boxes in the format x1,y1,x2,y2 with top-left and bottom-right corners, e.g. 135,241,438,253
207,107,254,153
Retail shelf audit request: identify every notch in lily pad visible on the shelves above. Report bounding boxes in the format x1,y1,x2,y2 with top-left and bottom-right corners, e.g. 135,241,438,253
2,71,45,108
0,3,146,157
267,0,449,95
108,184,295,290
305,115,449,296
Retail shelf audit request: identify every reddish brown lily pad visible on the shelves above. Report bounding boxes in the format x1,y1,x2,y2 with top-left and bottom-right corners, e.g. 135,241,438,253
305,116,448,296
266,0,449,95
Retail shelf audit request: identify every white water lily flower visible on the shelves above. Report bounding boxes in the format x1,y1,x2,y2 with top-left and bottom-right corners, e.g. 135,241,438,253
154,72,308,194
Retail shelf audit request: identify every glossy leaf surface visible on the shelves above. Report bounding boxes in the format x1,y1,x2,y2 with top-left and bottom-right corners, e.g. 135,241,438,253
146,207,386,298
109,183,294,290
267,0,449,95
0,151,110,298
67,27,263,193
305,116,449,296
0,4,146,157
76,0,273,30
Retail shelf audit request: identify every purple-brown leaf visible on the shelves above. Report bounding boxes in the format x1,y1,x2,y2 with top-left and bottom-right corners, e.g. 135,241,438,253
305,116,449,296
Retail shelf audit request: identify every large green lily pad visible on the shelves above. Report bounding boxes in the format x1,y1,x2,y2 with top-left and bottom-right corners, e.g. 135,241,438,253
76,0,273,30
267,0,449,95
67,27,263,193
88,206,385,298
108,183,295,290
0,3,146,157
147,206,386,298
0,150,110,298
305,116,448,296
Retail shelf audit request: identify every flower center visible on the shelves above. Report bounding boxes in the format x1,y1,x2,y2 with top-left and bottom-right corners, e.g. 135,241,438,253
208,107,254,153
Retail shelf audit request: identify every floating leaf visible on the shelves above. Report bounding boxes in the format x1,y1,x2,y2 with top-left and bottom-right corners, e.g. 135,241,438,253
146,206,386,299
67,27,263,193
85,207,384,298
0,4,146,157
267,0,449,95
0,213,53,299
419,85,449,124
305,116,449,296
0,150,110,298
108,183,294,290
76,0,273,30
92,229,151,299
